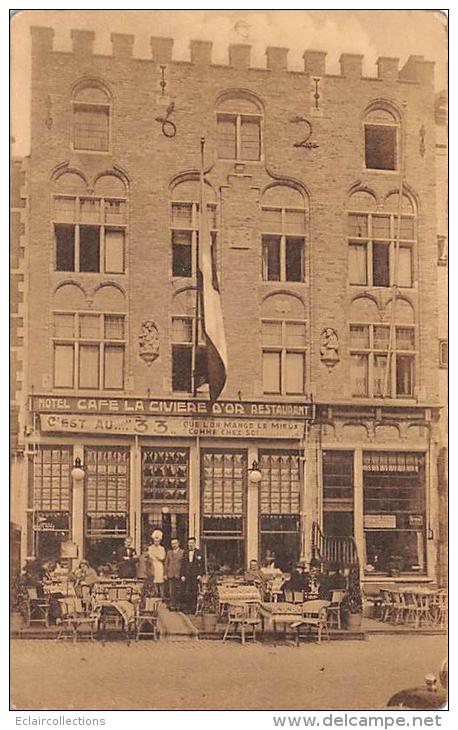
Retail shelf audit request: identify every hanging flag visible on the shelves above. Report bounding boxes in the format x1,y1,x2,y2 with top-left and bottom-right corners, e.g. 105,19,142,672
198,141,228,401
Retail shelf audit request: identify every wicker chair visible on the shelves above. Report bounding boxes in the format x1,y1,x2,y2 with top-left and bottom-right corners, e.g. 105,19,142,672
290,600,331,645
222,602,261,645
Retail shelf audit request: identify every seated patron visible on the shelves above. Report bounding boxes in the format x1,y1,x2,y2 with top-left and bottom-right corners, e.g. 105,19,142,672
244,559,267,595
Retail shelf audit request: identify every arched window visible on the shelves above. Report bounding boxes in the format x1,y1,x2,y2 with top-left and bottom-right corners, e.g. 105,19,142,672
261,293,307,395
349,296,416,399
53,171,128,274
72,82,111,152
170,179,217,278
348,189,416,288
216,94,262,161
261,185,307,283
364,106,399,171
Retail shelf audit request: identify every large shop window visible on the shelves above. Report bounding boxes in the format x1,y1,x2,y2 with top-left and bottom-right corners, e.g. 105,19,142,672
201,450,246,572
53,195,127,273
141,447,189,550
322,451,354,537
348,208,415,288
84,447,129,568
259,450,301,571
53,312,125,390
350,323,415,398
363,452,426,575
28,447,71,561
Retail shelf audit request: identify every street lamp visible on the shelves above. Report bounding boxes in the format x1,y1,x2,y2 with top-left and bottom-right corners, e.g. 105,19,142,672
248,460,262,484
71,457,85,483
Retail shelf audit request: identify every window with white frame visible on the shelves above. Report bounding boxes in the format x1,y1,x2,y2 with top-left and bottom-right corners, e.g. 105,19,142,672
73,84,111,152
262,319,306,395
53,311,125,390
350,323,415,398
216,95,262,161
364,108,399,171
53,194,127,273
171,198,217,278
348,209,415,288
261,186,306,283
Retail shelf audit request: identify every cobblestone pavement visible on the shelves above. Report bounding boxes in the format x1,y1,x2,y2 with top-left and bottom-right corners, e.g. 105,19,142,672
11,635,447,711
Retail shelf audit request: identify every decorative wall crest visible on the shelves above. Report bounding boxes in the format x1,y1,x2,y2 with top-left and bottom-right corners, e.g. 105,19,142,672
139,321,160,365
320,327,339,369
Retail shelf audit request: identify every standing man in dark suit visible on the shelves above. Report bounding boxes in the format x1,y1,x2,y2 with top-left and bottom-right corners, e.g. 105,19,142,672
165,537,184,611
180,537,205,613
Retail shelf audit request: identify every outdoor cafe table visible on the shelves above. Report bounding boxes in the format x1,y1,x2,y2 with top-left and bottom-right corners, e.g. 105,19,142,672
259,602,304,632
217,585,262,616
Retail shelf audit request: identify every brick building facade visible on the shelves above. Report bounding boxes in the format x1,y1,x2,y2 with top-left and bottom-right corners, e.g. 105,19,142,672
15,25,443,585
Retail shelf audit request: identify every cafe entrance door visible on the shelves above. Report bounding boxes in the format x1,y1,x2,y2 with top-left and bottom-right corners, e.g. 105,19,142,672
141,507,188,551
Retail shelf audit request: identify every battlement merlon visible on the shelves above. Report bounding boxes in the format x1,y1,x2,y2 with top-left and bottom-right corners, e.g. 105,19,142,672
29,26,435,86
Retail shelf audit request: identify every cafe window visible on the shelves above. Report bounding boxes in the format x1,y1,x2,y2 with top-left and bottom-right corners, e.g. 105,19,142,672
364,107,399,171
216,94,262,161
28,447,71,560
259,450,301,571
84,446,129,568
322,451,354,538
201,450,246,572
53,311,126,390
363,452,426,575
142,448,189,502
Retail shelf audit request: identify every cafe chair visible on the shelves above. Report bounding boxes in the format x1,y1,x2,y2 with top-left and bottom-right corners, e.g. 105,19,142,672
135,597,162,640
222,602,261,645
106,585,133,602
290,600,331,646
379,589,394,622
195,576,209,615
405,592,433,629
56,597,98,641
269,576,285,603
326,590,346,630
391,591,409,624
24,587,50,628
430,591,448,629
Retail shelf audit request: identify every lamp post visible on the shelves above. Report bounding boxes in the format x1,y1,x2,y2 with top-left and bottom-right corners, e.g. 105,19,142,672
71,457,85,567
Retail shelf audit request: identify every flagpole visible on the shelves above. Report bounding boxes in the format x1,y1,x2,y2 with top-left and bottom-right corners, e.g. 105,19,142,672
192,137,205,397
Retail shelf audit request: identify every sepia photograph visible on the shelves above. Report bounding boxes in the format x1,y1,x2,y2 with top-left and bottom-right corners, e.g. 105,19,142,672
10,8,448,713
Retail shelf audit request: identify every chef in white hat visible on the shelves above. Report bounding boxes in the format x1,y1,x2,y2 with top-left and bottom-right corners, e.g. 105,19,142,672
147,529,166,597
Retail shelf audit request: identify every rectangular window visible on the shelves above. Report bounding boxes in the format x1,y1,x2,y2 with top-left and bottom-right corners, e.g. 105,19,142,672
351,354,368,396
55,225,75,271
349,243,367,285
79,345,99,389
54,344,74,388
240,117,261,160
104,346,124,389
365,125,397,170
262,351,281,394
74,105,109,152
398,247,413,287
322,452,354,535
104,229,125,273
396,355,414,397
30,447,71,561
142,447,189,502
285,352,304,394
350,324,415,399
372,242,390,286
262,236,281,281
172,345,192,392
172,231,193,277
171,315,207,393
439,339,448,369
217,115,237,159
79,226,100,272
285,238,304,282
